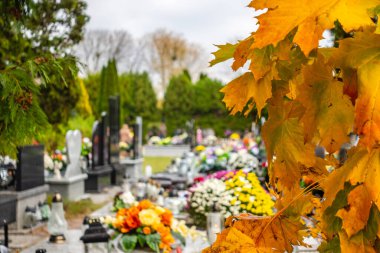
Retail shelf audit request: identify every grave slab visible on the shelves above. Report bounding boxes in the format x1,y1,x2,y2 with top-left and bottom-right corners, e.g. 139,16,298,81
0,184,49,230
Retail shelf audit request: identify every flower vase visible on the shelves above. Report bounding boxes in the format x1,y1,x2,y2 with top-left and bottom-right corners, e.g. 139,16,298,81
206,212,224,244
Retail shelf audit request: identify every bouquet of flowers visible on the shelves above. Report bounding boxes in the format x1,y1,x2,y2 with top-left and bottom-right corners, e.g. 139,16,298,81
44,150,67,175
187,178,233,227
81,137,92,156
108,199,176,253
188,170,274,226
197,147,230,174
223,170,274,216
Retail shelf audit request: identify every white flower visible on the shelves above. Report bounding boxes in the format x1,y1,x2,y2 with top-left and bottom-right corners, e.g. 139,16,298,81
53,161,63,170
120,191,136,206
44,154,54,170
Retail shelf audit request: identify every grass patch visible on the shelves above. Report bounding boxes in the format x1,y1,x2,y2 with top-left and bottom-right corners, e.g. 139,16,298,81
47,195,105,219
143,156,176,174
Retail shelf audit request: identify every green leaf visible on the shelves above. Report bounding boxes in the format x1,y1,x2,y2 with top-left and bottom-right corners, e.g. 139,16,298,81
210,43,236,66
172,231,185,245
318,236,341,253
146,233,161,253
363,205,380,242
114,198,125,210
323,183,355,236
137,234,146,248
120,235,137,253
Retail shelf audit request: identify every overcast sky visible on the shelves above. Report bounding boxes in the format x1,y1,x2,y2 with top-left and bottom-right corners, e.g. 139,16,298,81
85,0,259,82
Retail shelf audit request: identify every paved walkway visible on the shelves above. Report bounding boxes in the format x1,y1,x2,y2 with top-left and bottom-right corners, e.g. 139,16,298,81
7,185,123,253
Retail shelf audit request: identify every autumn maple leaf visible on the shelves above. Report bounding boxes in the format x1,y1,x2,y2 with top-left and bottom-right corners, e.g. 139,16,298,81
249,0,378,55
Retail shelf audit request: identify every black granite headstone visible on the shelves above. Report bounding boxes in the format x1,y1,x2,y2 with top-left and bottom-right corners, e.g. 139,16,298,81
91,121,102,167
108,96,120,164
101,112,109,165
86,115,112,192
16,145,44,191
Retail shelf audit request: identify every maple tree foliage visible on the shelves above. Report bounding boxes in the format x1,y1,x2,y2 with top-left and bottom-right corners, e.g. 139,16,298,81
205,0,380,252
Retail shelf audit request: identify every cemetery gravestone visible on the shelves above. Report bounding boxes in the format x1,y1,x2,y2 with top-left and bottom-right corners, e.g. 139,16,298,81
120,116,144,180
92,121,101,166
109,96,124,185
0,145,49,229
16,145,45,191
133,116,143,159
65,130,82,178
102,112,109,166
46,130,88,200
85,116,112,192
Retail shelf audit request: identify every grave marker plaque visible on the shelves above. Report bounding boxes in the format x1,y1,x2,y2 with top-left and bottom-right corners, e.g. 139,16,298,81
16,145,44,191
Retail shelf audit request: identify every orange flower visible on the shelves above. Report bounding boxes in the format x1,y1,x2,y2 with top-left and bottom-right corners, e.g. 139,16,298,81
121,227,130,233
143,227,151,235
160,211,173,226
128,206,140,217
138,199,153,210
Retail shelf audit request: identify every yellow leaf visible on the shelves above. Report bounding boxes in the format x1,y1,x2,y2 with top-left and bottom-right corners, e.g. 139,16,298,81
204,214,306,253
221,71,272,116
298,54,355,153
330,32,380,148
249,0,377,55
231,36,254,71
210,43,237,66
249,45,274,80
322,147,380,212
262,100,316,190
336,185,372,238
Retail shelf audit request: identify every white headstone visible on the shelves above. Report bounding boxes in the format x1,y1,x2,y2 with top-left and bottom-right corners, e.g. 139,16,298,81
64,130,82,178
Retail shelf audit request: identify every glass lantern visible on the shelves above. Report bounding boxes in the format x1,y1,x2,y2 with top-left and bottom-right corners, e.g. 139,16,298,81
206,212,224,244
80,218,110,253
47,192,68,243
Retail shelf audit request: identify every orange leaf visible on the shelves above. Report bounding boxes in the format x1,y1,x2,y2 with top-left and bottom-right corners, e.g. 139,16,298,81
249,0,377,55
336,185,372,238
322,147,380,212
221,71,272,116
330,32,380,148
204,214,307,253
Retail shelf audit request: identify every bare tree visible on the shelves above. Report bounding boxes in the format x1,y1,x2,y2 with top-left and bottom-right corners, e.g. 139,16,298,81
75,29,143,74
144,29,208,96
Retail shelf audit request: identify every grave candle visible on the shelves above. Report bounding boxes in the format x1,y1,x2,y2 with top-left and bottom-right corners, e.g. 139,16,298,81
3,220,8,247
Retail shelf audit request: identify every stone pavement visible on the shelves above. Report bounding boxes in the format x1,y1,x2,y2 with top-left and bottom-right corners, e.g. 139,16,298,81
21,230,84,253
6,185,124,253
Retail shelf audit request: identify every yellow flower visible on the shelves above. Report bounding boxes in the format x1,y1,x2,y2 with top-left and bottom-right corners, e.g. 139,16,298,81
154,206,166,215
240,204,246,209
195,145,206,152
139,209,161,227
230,133,240,140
